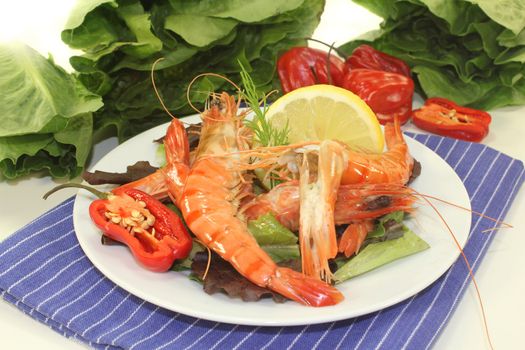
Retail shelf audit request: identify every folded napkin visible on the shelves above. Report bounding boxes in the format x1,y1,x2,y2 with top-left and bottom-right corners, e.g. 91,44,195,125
1,133,523,350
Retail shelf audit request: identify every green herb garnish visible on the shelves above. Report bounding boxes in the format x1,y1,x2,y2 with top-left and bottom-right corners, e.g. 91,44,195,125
238,61,289,147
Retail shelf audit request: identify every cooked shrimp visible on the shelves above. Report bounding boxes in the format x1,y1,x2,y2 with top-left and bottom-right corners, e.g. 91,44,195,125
165,93,343,307
242,182,416,231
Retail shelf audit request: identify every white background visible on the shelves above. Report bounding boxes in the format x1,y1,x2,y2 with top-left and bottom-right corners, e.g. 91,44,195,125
1,0,524,349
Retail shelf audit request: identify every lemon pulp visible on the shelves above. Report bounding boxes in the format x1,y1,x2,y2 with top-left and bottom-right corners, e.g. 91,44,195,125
266,84,384,153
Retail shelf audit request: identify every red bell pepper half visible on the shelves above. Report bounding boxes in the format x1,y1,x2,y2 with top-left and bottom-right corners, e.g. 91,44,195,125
342,68,414,125
277,46,345,94
345,45,411,77
412,97,491,142
44,184,192,272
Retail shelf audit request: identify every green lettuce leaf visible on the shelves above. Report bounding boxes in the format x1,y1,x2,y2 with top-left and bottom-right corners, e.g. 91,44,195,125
333,228,430,283
0,43,102,179
167,0,305,22
0,44,102,137
116,1,163,58
164,15,238,47
247,213,300,263
366,211,405,239
468,0,525,35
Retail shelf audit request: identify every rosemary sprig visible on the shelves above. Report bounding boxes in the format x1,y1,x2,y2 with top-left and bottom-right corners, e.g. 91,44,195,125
238,61,289,147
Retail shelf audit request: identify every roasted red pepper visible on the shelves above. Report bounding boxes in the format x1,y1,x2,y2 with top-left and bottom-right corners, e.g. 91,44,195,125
44,184,192,272
277,46,345,94
341,68,414,125
412,97,491,142
345,45,411,77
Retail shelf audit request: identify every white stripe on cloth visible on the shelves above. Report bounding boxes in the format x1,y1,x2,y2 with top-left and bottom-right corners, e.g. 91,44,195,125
209,324,240,350
81,292,132,337
470,154,502,200
432,137,445,154
374,295,418,350
110,306,160,345
0,199,73,260
461,147,488,184
442,139,459,161
96,300,147,343
355,310,384,350
452,143,473,171
128,313,181,350
259,326,285,350
334,318,358,349
0,226,74,278
312,321,336,350
35,262,95,312
7,243,79,294
231,326,262,350
183,322,221,350
66,284,119,328
286,325,310,350
51,275,108,319
154,317,201,350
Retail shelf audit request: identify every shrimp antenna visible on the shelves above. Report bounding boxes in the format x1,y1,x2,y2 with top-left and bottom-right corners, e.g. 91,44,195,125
412,190,512,229
194,239,212,280
186,72,242,114
150,58,177,120
411,187,495,350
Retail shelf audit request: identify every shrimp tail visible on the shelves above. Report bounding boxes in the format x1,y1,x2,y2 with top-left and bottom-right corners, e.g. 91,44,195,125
164,118,190,166
271,267,344,306
163,118,191,203
111,117,190,202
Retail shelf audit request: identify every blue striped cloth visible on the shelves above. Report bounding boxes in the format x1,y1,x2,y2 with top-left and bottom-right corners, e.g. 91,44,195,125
1,133,523,350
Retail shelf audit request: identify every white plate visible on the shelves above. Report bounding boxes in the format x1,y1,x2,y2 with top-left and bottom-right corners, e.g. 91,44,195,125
73,115,471,326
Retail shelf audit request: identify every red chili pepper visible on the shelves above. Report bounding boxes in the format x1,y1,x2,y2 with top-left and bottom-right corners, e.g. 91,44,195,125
412,97,491,142
341,68,414,125
277,46,345,94
345,45,411,77
44,184,192,272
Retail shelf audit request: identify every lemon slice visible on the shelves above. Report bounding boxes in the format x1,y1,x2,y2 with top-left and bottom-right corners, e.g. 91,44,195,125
267,84,384,153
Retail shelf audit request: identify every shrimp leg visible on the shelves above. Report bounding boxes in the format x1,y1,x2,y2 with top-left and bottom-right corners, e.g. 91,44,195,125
338,220,374,257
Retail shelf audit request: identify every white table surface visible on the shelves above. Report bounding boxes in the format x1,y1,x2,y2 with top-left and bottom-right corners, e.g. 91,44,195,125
1,1,524,349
